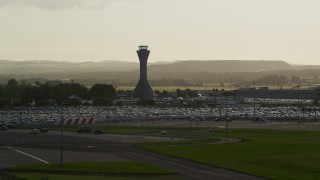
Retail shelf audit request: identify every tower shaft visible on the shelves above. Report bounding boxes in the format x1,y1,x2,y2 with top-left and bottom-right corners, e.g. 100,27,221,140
133,46,154,99
138,50,149,81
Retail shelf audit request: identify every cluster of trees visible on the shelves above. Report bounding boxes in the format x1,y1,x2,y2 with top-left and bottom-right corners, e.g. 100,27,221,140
253,75,302,86
149,79,191,86
0,69,317,88
0,79,116,108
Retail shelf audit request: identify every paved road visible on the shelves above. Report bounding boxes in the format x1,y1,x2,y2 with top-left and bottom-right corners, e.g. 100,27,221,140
0,130,263,180
0,146,127,168
117,120,320,131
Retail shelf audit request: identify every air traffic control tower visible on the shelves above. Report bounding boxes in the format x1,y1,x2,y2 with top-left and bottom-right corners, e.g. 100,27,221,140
133,45,154,99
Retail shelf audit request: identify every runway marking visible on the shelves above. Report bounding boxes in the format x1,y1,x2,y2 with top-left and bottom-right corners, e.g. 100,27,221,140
5,146,50,164
127,152,228,178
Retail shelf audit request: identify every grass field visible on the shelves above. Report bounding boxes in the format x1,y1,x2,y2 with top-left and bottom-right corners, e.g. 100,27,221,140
116,85,311,91
68,125,320,179
47,125,320,179
137,128,320,180
116,85,228,91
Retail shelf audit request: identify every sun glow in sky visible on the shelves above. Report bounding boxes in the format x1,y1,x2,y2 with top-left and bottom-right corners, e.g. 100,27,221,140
0,0,320,64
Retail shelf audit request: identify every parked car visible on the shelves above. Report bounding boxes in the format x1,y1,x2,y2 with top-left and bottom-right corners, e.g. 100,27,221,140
160,130,167,135
40,128,48,133
29,129,39,135
77,126,91,133
94,129,104,134
7,123,17,129
0,124,8,131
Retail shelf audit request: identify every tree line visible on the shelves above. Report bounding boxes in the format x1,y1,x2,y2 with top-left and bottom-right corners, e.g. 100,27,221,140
0,79,116,108
1,68,320,87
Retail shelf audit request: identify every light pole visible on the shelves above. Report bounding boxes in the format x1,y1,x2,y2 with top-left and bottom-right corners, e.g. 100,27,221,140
253,82,256,119
60,102,64,166
106,108,109,127
225,97,228,138
19,96,22,124
297,85,301,119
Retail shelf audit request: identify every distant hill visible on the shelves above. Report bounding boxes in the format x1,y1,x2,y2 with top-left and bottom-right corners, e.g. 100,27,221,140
0,60,139,74
0,59,295,75
149,60,292,72
0,59,319,80
291,65,320,70
0,59,320,86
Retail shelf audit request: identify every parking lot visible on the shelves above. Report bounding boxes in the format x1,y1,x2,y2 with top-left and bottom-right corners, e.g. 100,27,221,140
1,103,320,129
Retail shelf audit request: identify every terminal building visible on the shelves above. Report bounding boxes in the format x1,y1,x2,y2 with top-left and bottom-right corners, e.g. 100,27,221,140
235,87,320,100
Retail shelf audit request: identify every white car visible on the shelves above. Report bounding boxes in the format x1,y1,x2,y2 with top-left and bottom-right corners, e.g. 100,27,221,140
29,129,39,135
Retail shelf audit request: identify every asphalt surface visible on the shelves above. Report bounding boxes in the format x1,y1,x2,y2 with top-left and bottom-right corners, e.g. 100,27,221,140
118,120,320,130
0,130,263,180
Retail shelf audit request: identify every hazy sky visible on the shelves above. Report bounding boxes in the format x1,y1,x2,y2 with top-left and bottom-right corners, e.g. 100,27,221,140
0,0,320,65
